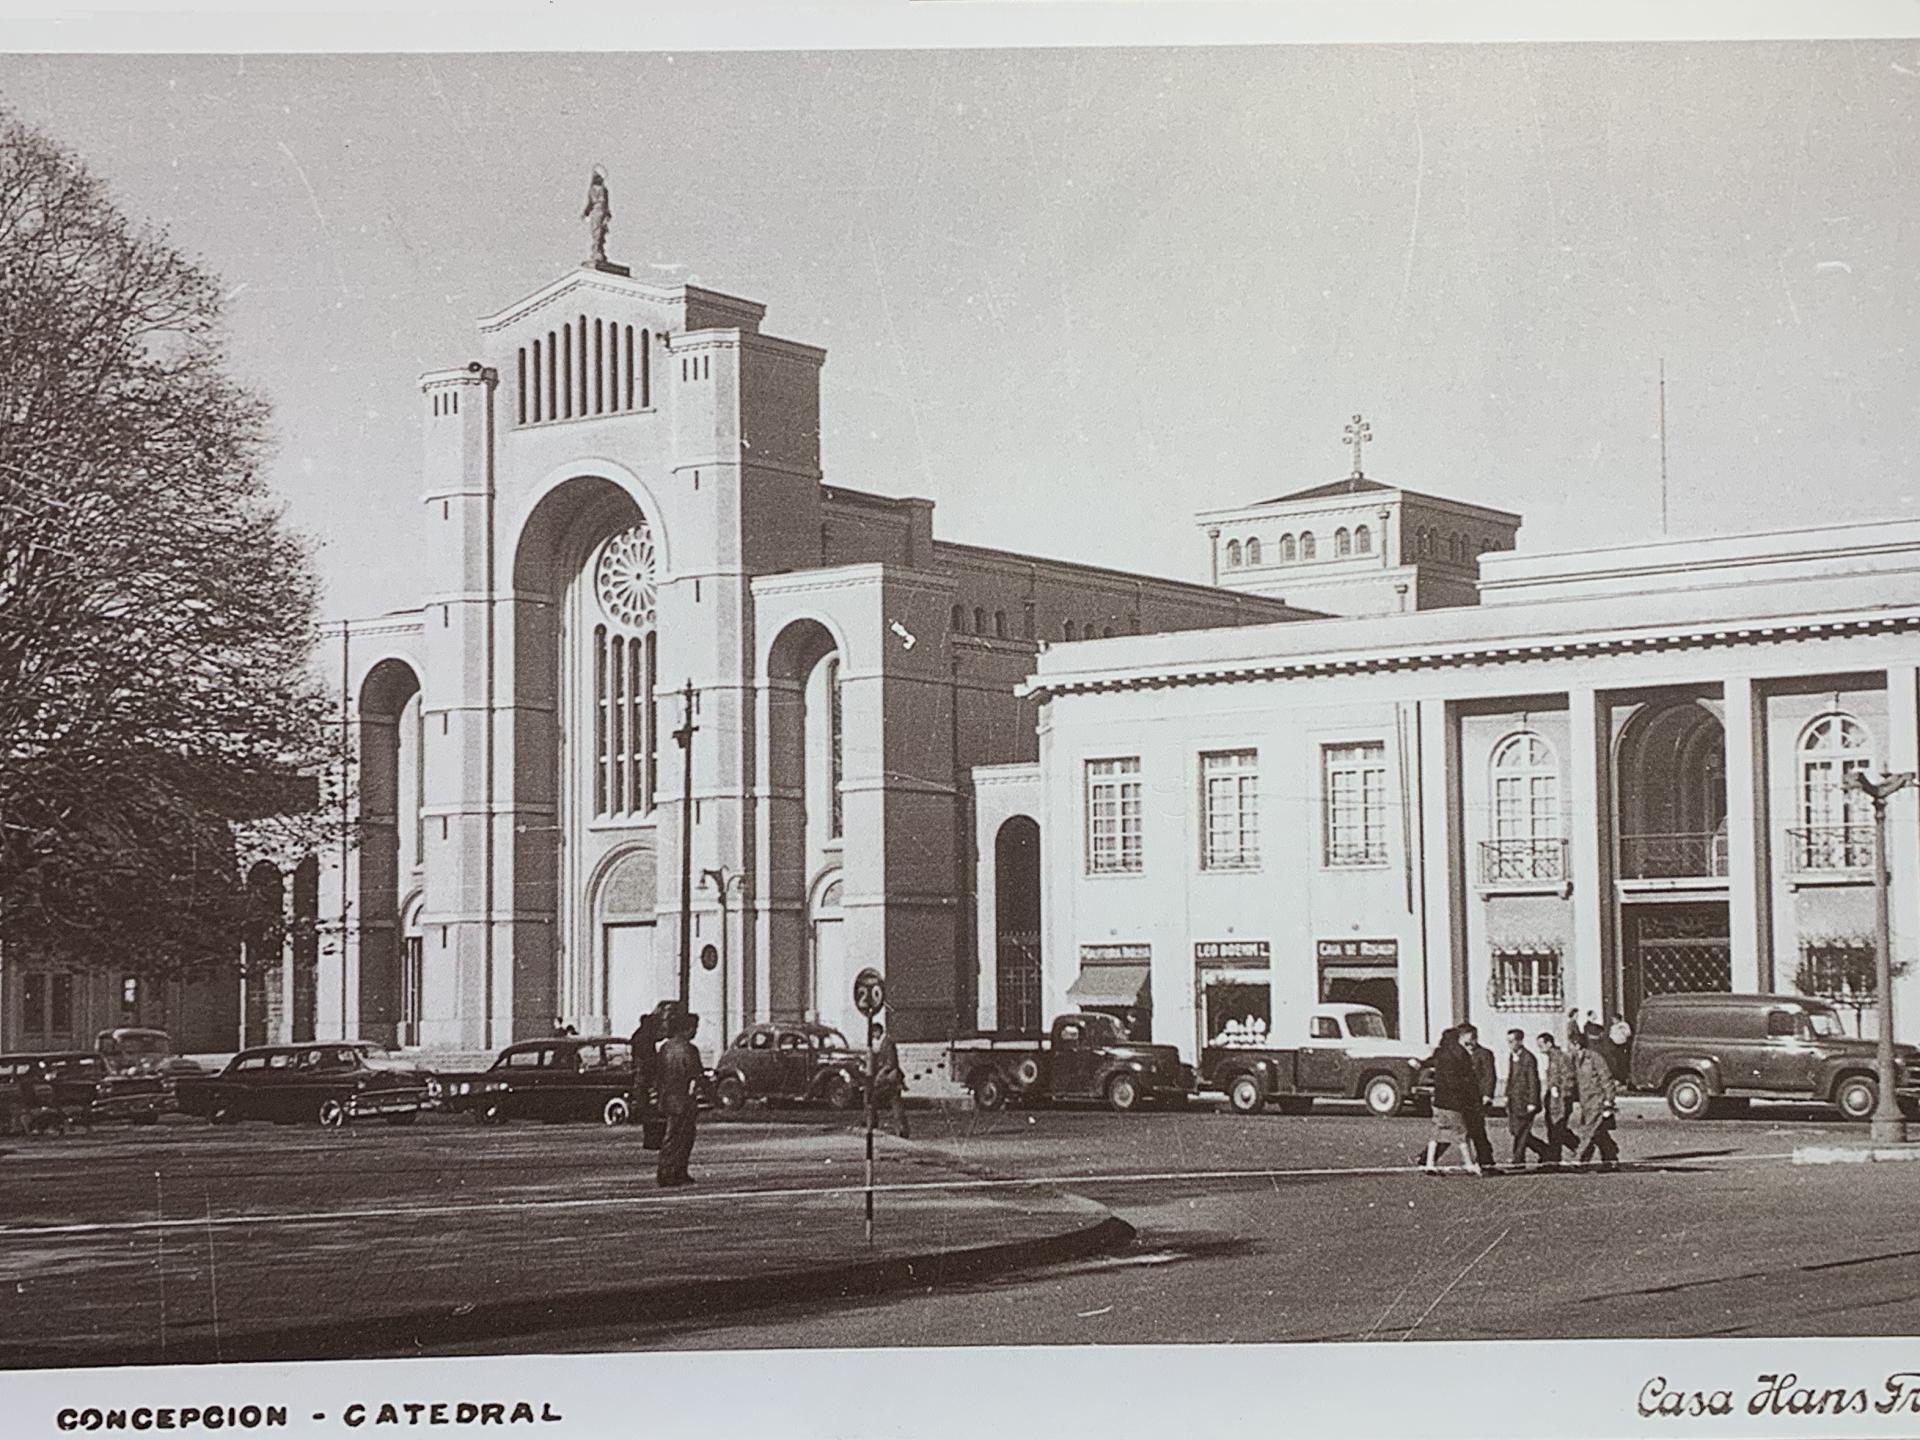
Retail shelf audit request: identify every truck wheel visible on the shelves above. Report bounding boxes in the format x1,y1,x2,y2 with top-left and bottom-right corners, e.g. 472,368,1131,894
972,1073,1008,1112
317,1098,349,1129
1664,1072,1711,1120
1227,1075,1265,1115
715,1076,748,1113
1361,1074,1404,1118
1106,1073,1142,1113
1835,1074,1878,1122
1013,1057,1044,1091
601,1095,631,1127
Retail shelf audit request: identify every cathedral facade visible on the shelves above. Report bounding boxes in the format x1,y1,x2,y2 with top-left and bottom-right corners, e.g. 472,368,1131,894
283,259,1302,1057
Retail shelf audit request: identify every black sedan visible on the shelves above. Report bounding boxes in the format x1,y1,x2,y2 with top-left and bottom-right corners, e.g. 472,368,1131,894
437,1037,639,1126
177,1043,429,1128
712,1021,866,1113
0,1052,172,1130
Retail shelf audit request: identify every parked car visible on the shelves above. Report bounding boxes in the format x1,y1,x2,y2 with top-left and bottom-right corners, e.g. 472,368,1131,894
437,1036,640,1125
0,1051,172,1128
94,1027,210,1080
176,1043,429,1128
950,1012,1195,1113
1630,991,1920,1121
713,1021,867,1113
1200,1003,1430,1117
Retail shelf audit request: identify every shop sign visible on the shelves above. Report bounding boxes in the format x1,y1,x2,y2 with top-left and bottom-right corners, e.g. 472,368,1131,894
1315,938,1398,966
1194,940,1270,965
1081,943,1151,962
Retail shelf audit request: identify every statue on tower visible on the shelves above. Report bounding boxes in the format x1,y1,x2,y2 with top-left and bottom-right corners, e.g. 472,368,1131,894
582,168,612,267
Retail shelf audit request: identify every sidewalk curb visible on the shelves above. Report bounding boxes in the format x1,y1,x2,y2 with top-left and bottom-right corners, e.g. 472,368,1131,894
1792,1143,1920,1165
12,1213,1135,1369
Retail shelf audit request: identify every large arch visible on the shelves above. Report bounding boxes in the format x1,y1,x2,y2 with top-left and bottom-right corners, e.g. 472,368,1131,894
1616,699,1727,878
356,656,421,1046
509,473,654,1038
763,617,843,1024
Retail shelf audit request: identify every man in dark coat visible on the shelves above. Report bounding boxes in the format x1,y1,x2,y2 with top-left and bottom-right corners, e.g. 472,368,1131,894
1504,1029,1549,1167
1456,1025,1499,1171
655,1012,710,1187
628,1009,662,1114
870,1022,909,1139
1573,1032,1621,1171
1421,1028,1491,1176
1538,1031,1579,1166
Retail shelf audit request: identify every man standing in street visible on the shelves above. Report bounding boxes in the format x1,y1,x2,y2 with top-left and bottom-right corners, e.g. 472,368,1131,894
1456,1025,1499,1173
656,1012,709,1187
1539,1031,1578,1167
1573,1031,1621,1171
1504,1029,1547,1168
628,1007,662,1117
870,1021,909,1139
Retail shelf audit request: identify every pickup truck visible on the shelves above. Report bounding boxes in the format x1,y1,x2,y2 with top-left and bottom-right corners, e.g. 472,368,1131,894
950,1011,1195,1113
1200,1003,1429,1118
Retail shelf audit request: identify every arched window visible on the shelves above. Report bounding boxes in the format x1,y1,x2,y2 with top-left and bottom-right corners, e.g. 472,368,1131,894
1225,539,1242,567
973,607,987,635
1490,732,1561,881
1354,523,1372,554
951,604,965,632
1245,537,1262,565
1418,527,1433,557
1102,625,1114,638
827,658,844,839
1797,714,1874,869
1063,620,1077,641
1334,528,1352,558
1300,532,1317,561
1446,534,1460,562
994,610,1007,639
591,523,659,819
1280,534,1297,562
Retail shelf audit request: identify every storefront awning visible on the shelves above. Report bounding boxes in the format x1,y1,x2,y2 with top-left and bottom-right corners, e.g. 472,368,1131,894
1067,962,1152,1009
1319,962,1397,986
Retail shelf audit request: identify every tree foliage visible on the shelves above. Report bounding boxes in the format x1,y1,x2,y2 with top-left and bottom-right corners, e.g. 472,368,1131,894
0,113,341,981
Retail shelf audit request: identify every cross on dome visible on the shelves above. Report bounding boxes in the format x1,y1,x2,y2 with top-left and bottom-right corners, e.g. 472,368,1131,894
1342,414,1373,479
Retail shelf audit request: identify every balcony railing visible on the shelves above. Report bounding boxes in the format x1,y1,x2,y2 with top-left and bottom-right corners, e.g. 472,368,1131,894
1619,831,1729,880
1479,837,1568,885
1786,824,1875,874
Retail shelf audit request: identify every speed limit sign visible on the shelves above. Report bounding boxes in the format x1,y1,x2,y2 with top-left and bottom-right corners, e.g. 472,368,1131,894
853,967,886,1018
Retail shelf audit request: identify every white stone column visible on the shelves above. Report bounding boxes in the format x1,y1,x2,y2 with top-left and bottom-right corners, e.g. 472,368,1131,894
1887,664,1920,1042
1414,698,1459,1040
1567,687,1612,1017
1722,676,1772,991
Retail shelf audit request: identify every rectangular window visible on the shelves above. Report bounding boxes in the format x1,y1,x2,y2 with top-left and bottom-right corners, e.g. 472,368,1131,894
1323,742,1388,866
1086,757,1144,874
1200,750,1260,870
1489,949,1565,1010
50,973,73,1034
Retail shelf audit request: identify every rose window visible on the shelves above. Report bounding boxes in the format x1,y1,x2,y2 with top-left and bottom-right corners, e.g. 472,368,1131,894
595,523,658,630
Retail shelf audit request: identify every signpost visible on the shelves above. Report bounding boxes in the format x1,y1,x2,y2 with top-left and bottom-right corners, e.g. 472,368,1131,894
1851,769,1916,1144
853,966,886,1243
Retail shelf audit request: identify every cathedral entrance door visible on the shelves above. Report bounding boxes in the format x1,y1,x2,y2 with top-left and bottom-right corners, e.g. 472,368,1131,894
604,921,663,1034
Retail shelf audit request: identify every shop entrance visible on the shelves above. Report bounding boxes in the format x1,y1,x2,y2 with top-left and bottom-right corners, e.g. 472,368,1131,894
1621,901,1731,1022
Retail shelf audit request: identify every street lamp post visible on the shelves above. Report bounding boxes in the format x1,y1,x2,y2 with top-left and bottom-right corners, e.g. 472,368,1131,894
702,867,746,1049
1851,768,1916,1145
673,679,698,1009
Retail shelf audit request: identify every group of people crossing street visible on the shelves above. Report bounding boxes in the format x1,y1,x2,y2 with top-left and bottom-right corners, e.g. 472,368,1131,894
1420,1020,1622,1176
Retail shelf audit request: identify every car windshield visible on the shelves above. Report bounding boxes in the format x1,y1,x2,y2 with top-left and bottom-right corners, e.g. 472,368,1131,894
1804,1007,1845,1039
820,1030,851,1052
113,1034,171,1057
1081,1014,1126,1044
1346,1012,1389,1039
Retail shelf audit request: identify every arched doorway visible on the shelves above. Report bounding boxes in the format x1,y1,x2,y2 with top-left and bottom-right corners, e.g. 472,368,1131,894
808,872,850,1034
398,895,424,1047
596,844,665,1034
1616,698,1731,1015
763,618,843,1023
994,816,1042,1035
356,657,421,1046
511,475,657,1038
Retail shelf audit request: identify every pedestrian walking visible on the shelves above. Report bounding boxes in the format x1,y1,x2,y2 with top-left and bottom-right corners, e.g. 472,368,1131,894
655,1012,710,1187
869,1022,910,1139
1573,1031,1621,1171
1420,1027,1487,1176
628,1008,662,1114
1456,1025,1499,1171
1539,1032,1578,1167
1504,1029,1549,1167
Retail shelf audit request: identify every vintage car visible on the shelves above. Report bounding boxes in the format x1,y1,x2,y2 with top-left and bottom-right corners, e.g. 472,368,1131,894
0,1051,172,1129
437,1036,640,1125
1199,1004,1432,1117
177,1043,429,1128
950,1012,1195,1113
712,1021,867,1112
94,1027,211,1080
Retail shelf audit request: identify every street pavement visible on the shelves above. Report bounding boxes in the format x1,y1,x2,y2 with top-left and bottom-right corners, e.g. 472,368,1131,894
5,1096,1918,1364
439,1097,1920,1353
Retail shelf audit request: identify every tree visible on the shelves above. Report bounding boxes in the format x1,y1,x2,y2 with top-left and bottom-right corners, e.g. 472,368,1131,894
0,113,341,987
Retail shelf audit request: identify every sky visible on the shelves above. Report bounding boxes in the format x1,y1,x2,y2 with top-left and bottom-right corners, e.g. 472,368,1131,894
3,40,1918,622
